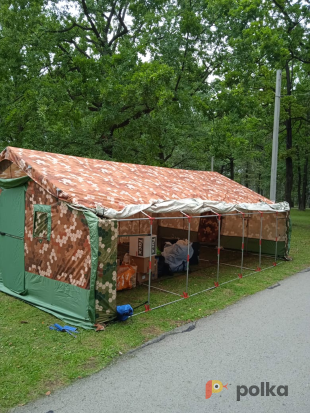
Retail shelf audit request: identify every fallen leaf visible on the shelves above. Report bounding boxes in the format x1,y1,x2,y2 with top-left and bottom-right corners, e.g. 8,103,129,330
45,391,51,396
94,323,105,332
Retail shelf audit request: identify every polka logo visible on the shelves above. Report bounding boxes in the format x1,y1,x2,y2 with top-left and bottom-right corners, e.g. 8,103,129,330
206,380,228,399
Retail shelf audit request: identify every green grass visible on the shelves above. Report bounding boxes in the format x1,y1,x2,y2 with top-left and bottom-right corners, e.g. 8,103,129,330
1,209,310,411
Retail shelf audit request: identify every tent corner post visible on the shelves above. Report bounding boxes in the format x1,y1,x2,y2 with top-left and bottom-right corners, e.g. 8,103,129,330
181,211,192,295
211,210,221,287
274,211,278,266
256,211,263,272
236,209,245,278
142,211,154,307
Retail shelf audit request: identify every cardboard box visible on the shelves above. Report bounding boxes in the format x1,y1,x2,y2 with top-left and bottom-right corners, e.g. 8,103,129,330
129,236,157,258
136,270,158,285
129,256,155,274
134,257,158,285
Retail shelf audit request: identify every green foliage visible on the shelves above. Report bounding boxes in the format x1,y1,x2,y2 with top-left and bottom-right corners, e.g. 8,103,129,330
0,0,309,203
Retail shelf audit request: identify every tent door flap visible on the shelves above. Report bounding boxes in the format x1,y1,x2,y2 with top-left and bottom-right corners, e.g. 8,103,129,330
0,185,26,294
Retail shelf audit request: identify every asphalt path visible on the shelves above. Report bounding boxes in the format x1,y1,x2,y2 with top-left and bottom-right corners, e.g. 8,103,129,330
13,268,310,413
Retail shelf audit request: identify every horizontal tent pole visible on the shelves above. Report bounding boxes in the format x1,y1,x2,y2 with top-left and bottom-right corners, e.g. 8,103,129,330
141,283,181,297
129,262,283,318
113,210,285,222
130,296,186,317
220,262,256,271
200,246,284,260
199,259,255,271
118,233,151,237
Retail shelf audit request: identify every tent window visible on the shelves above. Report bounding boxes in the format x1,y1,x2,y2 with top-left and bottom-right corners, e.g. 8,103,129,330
33,205,52,241
34,212,48,238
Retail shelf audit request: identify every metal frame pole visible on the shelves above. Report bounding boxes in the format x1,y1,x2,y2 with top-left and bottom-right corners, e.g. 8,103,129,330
256,211,263,271
130,262,283,318
215,214,221,287
181,211,191,298
274,212,278,266
148,219,153,307
141,211,154,311
113,210,286,223
239,213,245,278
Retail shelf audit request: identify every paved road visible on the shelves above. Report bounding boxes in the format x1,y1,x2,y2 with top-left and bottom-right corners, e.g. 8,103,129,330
13,269,310,413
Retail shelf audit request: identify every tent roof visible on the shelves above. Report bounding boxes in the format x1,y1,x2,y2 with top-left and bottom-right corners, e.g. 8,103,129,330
0,147,289,218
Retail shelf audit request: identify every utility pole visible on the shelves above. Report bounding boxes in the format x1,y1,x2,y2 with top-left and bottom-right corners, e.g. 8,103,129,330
211,156,214,172
270,69,282,202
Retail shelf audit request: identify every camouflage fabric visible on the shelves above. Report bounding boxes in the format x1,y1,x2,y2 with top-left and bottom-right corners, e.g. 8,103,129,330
118,212,158,241
221,211,287,241
25,181,92,289
157,212,200,232
0,146,273,211
95,218,118,322
0,160,27,179
198,215,219,243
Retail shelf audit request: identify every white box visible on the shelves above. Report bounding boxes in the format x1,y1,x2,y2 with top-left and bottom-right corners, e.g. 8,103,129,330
129,235,157,258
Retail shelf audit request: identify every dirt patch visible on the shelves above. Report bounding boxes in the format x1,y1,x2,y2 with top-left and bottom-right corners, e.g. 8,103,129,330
222,289,234,297
168,320,186,327
43,379,66,392
81,356,99,371
141,326,165,341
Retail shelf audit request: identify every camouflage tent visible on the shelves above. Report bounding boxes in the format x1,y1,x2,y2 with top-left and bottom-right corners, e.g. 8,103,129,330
0,147,290,329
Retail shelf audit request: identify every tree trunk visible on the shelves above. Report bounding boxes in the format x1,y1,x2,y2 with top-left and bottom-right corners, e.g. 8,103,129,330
229,157,234,180
245,163,249,188
301,156,308,210
285,61,293,207
297,148,302,209
221,164,225,174
257,173,262,195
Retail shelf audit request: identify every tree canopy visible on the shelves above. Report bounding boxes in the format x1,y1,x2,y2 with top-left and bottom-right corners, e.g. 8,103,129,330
0,0,309,207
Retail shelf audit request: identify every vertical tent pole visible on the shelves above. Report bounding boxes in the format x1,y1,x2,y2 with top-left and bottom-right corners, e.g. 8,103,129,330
148,219,153,307
274,212,278,266
256,211,263,271
186,217,191,295
142,211,154,311
181,211,191,298
237,211,245,278
214,213,221,287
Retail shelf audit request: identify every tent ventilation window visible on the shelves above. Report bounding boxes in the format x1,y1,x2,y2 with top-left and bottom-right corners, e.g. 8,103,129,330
33,205,52,241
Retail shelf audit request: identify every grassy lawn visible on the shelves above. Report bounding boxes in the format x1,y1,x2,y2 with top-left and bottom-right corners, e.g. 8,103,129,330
1,209,309,412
